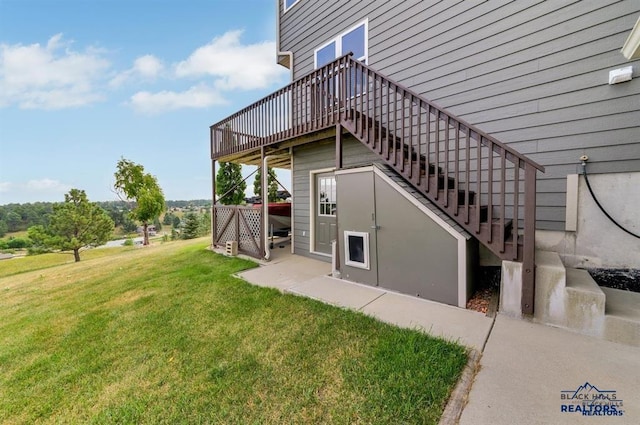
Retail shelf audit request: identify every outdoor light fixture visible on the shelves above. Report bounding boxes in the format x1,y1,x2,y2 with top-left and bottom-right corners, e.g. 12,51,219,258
608,66,633,84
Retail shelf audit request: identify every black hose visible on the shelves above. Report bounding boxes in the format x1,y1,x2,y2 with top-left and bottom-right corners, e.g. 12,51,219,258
582,163,640,239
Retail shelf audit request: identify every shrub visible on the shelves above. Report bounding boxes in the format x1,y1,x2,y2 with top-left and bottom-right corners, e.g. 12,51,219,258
7,237,32,249
27,246,51,255
123,238,134,246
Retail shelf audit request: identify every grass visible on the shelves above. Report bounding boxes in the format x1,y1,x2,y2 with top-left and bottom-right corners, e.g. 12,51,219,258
0,238,467,424
0,246,136,278
0,230,28,240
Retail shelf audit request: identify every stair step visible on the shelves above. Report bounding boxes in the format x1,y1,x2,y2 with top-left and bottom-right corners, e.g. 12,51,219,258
533,250,567,326
427,174,455,190
403,158,441,176
487,218,512,233
601,287,640,347
564,268,606,336
431,187,477,207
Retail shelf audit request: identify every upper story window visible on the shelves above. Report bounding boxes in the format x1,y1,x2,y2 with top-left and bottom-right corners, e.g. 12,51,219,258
284,0,300,13
314,20,368,68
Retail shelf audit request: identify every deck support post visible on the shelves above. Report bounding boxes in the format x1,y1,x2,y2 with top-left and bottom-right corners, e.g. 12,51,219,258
211,159,217,248
336,123,343,170
261,147,267,260
522,163,537,315
334,124,342,273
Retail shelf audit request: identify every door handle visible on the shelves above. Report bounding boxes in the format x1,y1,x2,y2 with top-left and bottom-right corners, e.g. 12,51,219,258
371,225,380,230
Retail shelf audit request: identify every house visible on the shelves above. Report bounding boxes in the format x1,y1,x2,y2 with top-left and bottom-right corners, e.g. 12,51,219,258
210,1,640,344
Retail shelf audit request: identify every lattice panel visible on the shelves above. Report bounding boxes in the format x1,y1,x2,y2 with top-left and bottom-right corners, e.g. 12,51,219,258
238,208,262,258
215,207,236,245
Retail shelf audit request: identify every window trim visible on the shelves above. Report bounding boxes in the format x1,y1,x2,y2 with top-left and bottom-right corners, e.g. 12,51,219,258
344,230,370,270
314,19,368,68
283,0,301,13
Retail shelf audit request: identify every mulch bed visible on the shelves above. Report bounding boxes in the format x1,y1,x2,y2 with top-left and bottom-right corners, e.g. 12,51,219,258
465,267,640,313
466,266,500,315
588,268,640,293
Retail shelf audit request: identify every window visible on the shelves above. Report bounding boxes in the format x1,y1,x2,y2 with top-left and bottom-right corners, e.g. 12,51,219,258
284,0,300,12
314,20,368,68
318,176,336,216
344,231,370,269
315,42,336,69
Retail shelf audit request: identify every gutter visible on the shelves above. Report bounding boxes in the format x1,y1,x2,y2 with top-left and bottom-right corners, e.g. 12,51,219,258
275,0,294,79
621,16,640,60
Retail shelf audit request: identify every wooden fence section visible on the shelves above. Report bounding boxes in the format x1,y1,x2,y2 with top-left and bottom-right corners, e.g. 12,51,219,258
213,205,262,259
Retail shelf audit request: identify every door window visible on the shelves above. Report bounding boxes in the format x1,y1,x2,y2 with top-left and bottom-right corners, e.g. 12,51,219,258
318,176,336,216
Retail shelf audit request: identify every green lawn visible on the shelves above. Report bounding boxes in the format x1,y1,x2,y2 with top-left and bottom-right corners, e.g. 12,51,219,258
0,246,136,278
0,238,467,424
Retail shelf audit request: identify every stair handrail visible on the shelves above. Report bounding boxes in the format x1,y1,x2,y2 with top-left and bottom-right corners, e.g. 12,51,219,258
343,56,545,173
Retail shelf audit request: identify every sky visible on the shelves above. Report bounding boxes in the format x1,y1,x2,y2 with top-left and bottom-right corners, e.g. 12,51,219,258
0,0,291,204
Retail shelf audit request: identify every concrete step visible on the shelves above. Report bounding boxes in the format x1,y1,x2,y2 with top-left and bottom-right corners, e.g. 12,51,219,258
601,287,640,347
533,250,567,326
563,268,606,336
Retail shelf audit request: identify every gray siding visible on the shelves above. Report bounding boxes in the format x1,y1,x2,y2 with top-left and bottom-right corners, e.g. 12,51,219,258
292,136,378,259
280,0,640,230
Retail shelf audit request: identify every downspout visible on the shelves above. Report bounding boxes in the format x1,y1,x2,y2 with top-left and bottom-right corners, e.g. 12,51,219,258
263,155,272,260
275,0,294,80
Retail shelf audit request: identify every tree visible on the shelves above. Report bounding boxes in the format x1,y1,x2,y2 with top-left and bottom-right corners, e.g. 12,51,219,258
122,217,138,233
172,215,181,228
253,167,278,203
200,209,211,235
162,212,174,225
0,220,7,238
181,212,201,239
216,162,245,205
6,211,22,232
27,189,114,262
114,158,166,246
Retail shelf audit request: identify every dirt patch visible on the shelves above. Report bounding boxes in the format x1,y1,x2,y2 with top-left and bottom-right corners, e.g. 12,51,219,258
588,268,640,293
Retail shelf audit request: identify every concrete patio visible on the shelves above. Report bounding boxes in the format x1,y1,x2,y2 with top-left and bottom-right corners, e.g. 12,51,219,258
234,248,640,424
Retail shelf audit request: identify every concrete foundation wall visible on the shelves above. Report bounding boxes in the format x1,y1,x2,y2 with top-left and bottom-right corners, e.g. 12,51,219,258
536,172,640,268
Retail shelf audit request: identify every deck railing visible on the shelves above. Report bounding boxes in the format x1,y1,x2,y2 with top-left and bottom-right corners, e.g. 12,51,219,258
210,54,545,314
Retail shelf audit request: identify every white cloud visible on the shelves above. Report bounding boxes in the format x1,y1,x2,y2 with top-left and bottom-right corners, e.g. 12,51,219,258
128,30,287,114
135,55,163,78
25,178,72,192
175,30,287,91
1,30,287,114
0,179,73,203
0,33,110,109
129,84,226,114
110,54,164,87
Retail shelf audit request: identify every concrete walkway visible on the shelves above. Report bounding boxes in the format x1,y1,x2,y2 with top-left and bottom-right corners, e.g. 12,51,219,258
236,251,640,424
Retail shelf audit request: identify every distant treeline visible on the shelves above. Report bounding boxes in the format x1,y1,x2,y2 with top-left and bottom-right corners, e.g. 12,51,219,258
0,199,211,236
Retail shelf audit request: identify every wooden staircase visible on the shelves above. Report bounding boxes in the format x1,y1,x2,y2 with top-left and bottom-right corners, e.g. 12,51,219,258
210,54,545,314
341,116,521,262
